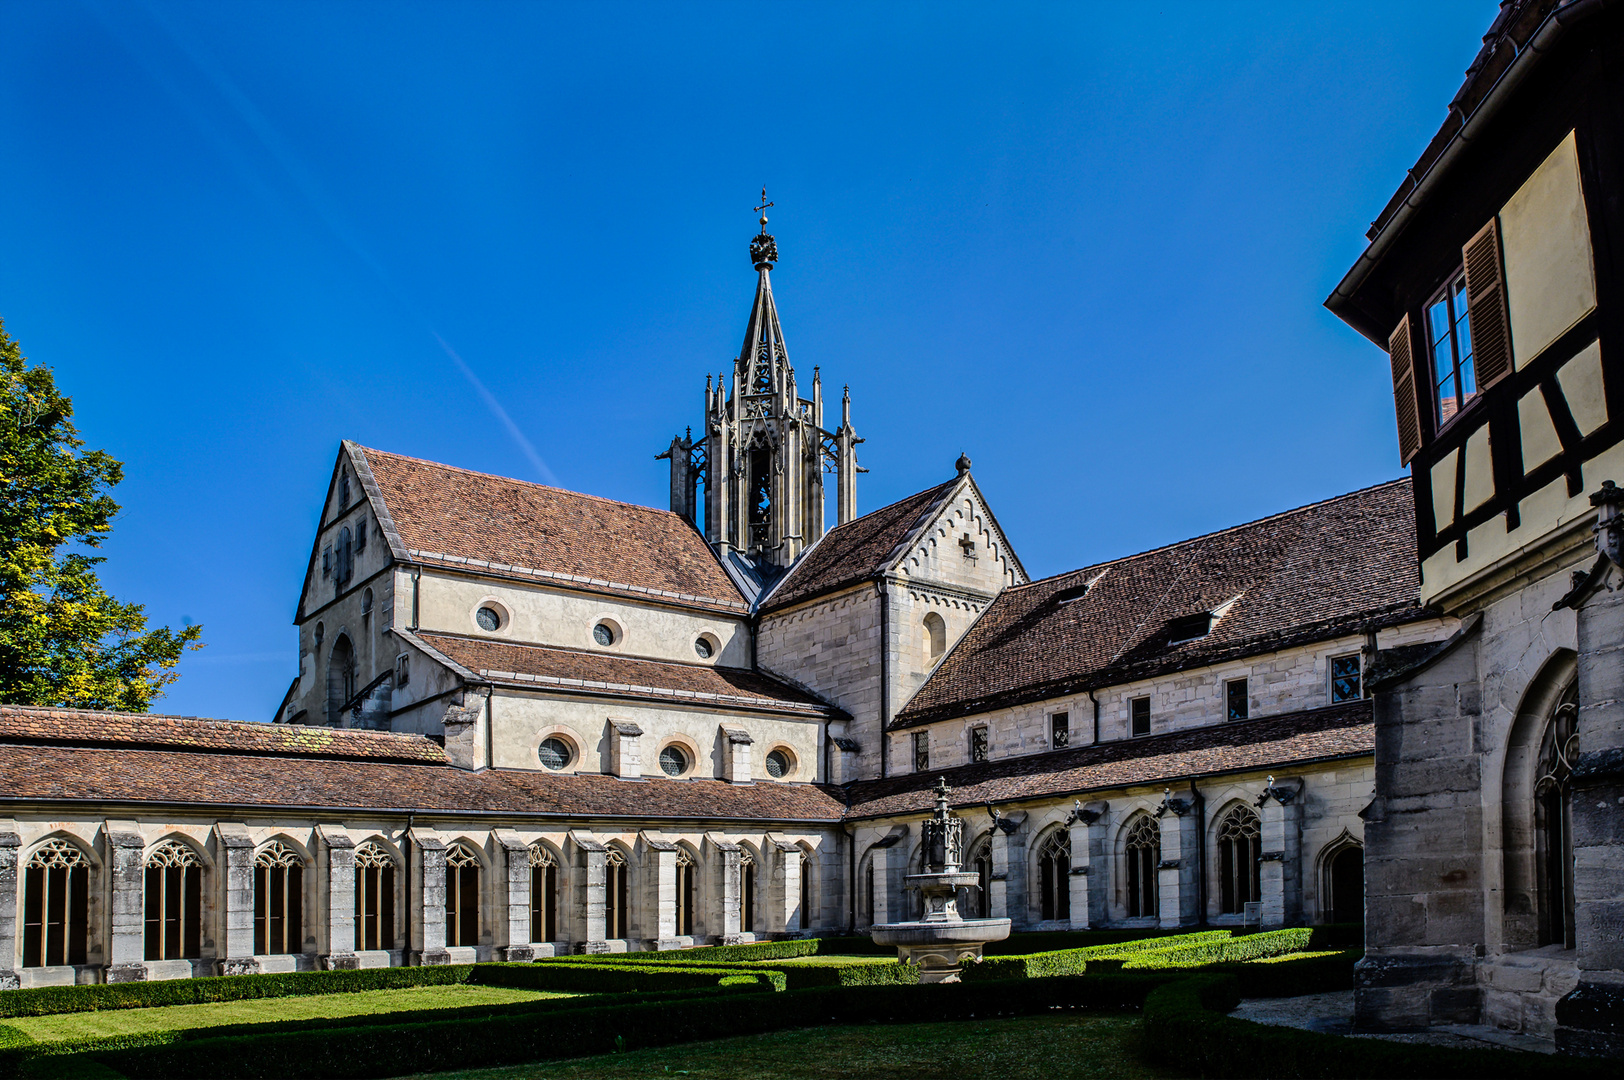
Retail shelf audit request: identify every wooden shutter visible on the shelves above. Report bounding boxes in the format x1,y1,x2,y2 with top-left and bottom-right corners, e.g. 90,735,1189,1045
1388,314,1423,466
1463,217,1513,389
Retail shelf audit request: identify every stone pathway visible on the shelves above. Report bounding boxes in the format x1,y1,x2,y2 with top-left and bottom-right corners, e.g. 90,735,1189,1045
1231,991,1556,1055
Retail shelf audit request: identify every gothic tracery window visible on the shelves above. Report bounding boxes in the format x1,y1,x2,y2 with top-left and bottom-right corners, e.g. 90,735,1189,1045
1536,686,1578,948
739,851,757,933
144,840,203,961
253,842,304,955
1217,805,1261,915
530,845,558,943
799,849,813,928
444,843,480,948
965,836,992,918
1037,831,1071,922
354,842,396,951
674,849,696,937
23,839,89,968
604,848,629,939
1125,816,1160,919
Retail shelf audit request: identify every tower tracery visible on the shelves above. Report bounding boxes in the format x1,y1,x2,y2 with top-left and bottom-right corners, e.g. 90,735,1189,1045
661,194,861,576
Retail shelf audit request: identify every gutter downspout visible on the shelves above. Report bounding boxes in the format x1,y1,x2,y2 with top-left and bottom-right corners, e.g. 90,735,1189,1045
1088,689,1101,745
1327,0,1614,323
409,567,421,631
877,579,890,780
1189,778,1207,928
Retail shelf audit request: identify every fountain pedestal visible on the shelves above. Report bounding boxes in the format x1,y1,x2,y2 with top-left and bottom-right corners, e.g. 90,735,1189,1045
869,779,1011,982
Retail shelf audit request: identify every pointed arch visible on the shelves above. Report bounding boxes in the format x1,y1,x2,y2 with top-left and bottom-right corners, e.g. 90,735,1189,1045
1120,813,1161,920
1316,829,1365,926
354,839,398,952
327,633,357,725
444,841,482,948
22,835,94,968
672,842,699,937
253,840,307,955
1033,826,1071,923
961,831,993,918
1212,802,1261,916
794,841,816,931
603,841,634,940
738,841,761,933
144,837,205,961
1502,649,1578,951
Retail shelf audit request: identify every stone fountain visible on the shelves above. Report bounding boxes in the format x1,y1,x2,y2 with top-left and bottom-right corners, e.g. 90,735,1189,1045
869,778,1011,982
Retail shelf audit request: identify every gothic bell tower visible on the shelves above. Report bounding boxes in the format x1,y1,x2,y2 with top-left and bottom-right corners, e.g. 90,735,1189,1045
660,193,861,573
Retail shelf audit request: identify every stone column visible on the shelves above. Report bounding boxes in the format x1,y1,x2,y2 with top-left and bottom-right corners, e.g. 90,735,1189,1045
1157,796,1200,929
104,821,147,983
640,834,679,949
708,836,742,942
412,832,450,965
988,812,1028,927
1257,778,1303,928
213,824,261,976
0,824,19,989
1557,490,1624,1056
763,836,801,933
492,831,534,962
317,827,359,969
571,833,608,954
1069,802,1108,929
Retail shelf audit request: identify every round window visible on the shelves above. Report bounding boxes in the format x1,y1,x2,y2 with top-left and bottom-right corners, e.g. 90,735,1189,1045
765,749,792,779
476,606,502,632
659,745,690,777
593,623,616,646
538,737,571,771
694,637,714,659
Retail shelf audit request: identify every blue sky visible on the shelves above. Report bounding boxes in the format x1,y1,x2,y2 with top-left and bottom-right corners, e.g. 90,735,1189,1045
0,1,1495,720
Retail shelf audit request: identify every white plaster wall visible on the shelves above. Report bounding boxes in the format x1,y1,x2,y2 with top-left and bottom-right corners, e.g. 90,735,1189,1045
490,690,824,782
414,572,750,668
1500,131,1597,368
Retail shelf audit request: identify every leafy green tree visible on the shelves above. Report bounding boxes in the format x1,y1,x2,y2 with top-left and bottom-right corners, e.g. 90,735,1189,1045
0,318,201,711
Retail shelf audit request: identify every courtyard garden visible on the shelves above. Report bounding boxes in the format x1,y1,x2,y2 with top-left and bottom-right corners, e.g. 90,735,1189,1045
0,927,1607,1079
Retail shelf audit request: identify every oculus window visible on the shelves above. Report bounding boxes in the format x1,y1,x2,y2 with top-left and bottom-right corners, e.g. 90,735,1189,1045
765,748,792,778
593,623,616,647
1428,271,1477,428
694,637,714,659
537,737,572,771
659,744,690,777
475,606,502,632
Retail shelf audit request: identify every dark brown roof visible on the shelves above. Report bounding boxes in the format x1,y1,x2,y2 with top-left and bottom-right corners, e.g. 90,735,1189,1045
896,479,1421,727
761,478,960,613
0,708,845,822
845,700,1374,818
413,632,844,719
1367,0,1564,243
0,706,447,765
357,446,747,614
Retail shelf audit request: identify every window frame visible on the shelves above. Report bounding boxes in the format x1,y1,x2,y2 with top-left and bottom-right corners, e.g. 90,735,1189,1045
913,731,929,772
1424,269,1480,434
1051,712,1069,749
1329,654,1363,704
1225,678,1249,722
969,726,989,763
1130,697,1151,738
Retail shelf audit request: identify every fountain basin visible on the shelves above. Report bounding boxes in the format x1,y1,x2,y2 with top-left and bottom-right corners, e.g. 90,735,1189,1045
871,917,1011,982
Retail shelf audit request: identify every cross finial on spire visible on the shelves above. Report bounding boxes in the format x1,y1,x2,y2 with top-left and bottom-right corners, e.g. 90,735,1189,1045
754,187,773,231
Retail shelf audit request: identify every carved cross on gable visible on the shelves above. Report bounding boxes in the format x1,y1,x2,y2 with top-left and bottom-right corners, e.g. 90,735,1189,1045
959,533,977,561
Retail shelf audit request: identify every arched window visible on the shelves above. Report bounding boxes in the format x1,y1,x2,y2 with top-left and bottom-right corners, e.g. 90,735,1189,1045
1037,831,1071,922
739,851,757,933
327,635,356,726
798,849,813,928
23,839,88,968
145,841,202,960
354,842,396,951
675,849,696,937
1536,686,1578,948
444,843,480,948
253,842,304,955
1125,816,1160,919
530,845,557,944
1325,843,1364,925
963,836,992,918
1216,805,1262,915
923,612,946,663
861,857,875,926
604,848,629,939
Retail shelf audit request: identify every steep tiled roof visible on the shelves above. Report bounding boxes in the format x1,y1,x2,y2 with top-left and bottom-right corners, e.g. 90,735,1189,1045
845,701,1374,818
357,446,747,614
0,706,446,765
761,478,960,613
897,479,1422,727
0,707,845,822
413,632,844,719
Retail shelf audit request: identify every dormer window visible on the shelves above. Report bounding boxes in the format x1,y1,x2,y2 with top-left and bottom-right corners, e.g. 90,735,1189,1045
1167,612,1212,644
1053,583,1089,604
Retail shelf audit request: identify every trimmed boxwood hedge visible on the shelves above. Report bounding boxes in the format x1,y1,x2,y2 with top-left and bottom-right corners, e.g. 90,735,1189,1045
532,956,899,991
73,973,1176,1080
475,962,784,994
1120,927,1311,968
0,965,476,1019
1141,974,1612,1079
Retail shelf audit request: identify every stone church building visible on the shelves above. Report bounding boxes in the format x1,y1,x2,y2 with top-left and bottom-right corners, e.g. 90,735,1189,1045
0,204,1457,995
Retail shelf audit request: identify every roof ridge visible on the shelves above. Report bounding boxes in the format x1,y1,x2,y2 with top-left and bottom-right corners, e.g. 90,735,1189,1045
817,475,958,541
1008,477,1412,593
416,630,756,675
357,445,688,521
0,703,430,741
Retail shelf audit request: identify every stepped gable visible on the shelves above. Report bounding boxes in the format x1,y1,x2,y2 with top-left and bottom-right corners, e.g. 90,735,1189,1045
0,705,446,765
761,477,959,613
846,700,1374,818
897,479,1421,727
357,445,747,614
0,706,847,821
412,632,846,719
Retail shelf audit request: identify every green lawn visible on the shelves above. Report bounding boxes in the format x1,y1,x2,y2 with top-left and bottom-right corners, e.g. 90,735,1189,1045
10,984,570,1043
399,1014,1180,1080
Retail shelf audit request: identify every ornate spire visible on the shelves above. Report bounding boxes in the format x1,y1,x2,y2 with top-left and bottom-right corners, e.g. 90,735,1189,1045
750,187,778,269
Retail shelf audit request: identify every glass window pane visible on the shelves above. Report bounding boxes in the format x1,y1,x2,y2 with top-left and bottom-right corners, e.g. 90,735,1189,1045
1427,297,1451,352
